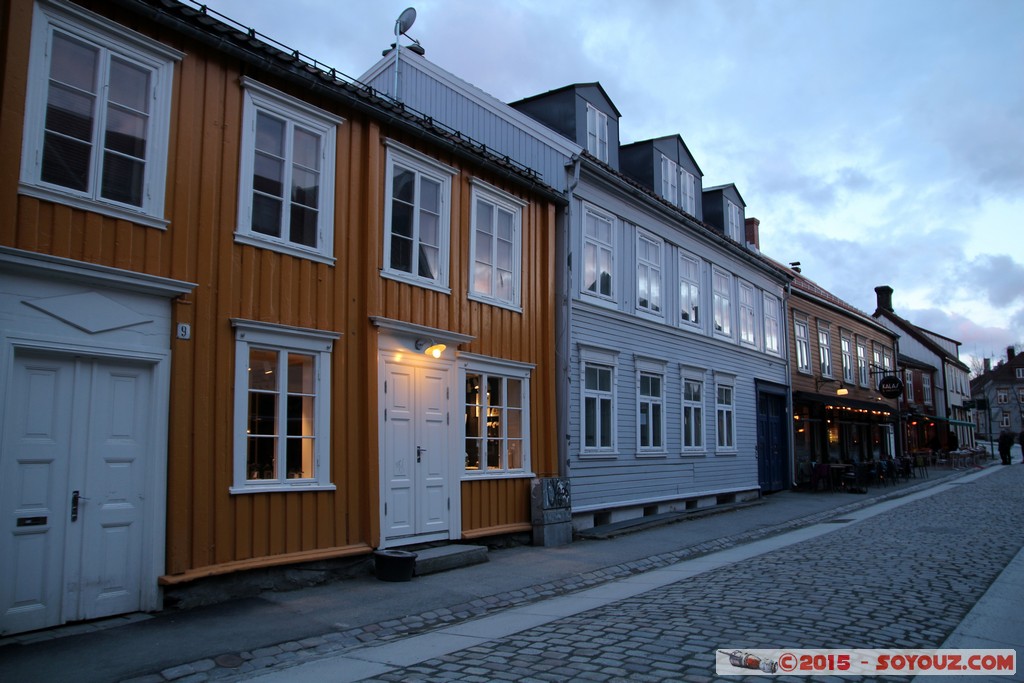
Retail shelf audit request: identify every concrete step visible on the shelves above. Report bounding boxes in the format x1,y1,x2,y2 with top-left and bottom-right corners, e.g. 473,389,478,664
414,544,488,576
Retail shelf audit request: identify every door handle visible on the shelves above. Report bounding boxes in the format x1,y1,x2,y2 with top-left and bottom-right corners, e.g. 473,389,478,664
416,446,425,463
70,490,90,522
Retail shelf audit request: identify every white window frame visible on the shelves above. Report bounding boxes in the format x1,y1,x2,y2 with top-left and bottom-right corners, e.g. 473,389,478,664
841,333,855,383
681,169,696,215
715,375,737,452
818,321,833,378
461,354,533,479
681,367,706,454
468,179,525,310
661,155,678,205
1001,411,1011,428
923,374,932,403
726,200,742,241
1016,368,1024,380
635,229,663,317
738,280,757,348
230,319,339,493
382,140,456,292
582,205,615,302
996,390,1008,405
763,292,781,356
679,252,701,329
236,78,341,263
795,317,811,373
857,339,869,387
20,0,182,229
586,103,609,163
712,268,732,338
636,358,667,455
580,346,618,456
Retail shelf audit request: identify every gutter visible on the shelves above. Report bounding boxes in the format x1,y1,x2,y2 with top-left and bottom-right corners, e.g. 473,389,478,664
558,156,581,479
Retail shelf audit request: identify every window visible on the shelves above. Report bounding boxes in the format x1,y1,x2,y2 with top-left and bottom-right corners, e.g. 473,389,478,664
1017,388,1024,404
818,322,833,377
680,170,696,215
882,349,894,372
716,381,736,451
581,347,617,454
586,103,609,163
922,374,933,403
873,347,882,376
231,319,338,493
637,363,665,453
679,253,701,327
661,155,678,205
857,340,869,386
725,200,742,241
682,371,705,451
636,230,662,316
1016,368,1024,380
383,141,455,290
463,359,531,476
996,389,1007,405
1000,411,1010,427
904,370,914,399
763,293,780,355
20,0,181,228
795,318,810,373
712,268,732,336
841,334,855,383
738,281,757,347
237,78,341,261
583,207,614,300
469,180,524,309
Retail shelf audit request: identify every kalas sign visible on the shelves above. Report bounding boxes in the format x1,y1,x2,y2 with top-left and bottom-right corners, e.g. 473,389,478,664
877,375,904,399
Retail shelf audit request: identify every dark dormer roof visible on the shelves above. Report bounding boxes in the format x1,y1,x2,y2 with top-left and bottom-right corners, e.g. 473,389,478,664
620,134,704,177
509,82,622,118
703,183,746,207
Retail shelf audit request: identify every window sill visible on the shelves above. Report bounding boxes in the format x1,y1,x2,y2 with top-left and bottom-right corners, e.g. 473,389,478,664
234,233,335,265
680,450,708,458
230,483,337,494
636,451,667,458
461,471,535,481
467,292,523,313
381,269,452,295
714,450,738,456
578,451,618,460
19,183,169,230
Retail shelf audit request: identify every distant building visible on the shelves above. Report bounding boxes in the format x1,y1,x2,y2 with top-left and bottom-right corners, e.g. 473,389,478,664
970,347,1024,439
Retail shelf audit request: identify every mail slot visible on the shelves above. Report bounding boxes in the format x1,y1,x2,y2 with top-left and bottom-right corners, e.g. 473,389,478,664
17,516,47,527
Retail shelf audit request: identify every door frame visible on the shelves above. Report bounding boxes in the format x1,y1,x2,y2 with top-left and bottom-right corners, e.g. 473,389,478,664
371,317,474,549
0,247,193,627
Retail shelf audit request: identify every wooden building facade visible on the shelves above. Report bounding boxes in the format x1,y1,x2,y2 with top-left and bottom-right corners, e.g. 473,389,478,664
0,0,559,635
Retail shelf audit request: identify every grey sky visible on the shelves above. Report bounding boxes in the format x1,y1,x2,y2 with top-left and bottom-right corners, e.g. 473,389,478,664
205,0,1024,367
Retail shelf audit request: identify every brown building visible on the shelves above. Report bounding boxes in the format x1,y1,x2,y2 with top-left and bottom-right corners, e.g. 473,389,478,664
0,0,561,634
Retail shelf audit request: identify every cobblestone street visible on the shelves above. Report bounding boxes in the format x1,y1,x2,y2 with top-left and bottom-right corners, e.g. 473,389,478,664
316,466,1023,683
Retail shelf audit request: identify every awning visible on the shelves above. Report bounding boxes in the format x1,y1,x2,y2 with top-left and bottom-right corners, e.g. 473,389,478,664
792,391,895,415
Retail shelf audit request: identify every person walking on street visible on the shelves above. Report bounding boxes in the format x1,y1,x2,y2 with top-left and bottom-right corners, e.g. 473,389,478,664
998,430,1013,465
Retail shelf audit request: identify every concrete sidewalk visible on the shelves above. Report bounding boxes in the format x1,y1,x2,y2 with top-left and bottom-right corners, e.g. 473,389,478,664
0,450,1018,683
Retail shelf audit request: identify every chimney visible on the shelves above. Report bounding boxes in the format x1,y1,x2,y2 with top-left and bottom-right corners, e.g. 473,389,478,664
744,217,760,250
1009,346,1017,362
984,358,991,373
875,285,894,313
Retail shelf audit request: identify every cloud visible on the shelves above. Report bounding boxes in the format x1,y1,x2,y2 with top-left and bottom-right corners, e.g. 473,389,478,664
957,255,1024,309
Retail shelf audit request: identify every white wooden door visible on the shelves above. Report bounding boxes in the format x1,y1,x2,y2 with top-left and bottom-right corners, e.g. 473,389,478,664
382,361,451,544
0,352,151,635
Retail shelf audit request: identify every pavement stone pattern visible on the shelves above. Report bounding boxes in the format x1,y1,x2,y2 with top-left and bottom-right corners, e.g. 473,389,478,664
122,466,1023,682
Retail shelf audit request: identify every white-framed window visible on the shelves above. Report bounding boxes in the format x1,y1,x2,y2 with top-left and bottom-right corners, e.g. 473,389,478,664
469,179,525,309
996,389,1008,405
383,140,456,290
738,281,757,347
1017,388,1024,404
580,346,617,454
841,333,855,383
681,368,705,452
679,252,701,327
462,356,532,477
882,348,894,372
636,359,666,453
763,293,780,355
1001,411,1011,428
712,268,732,337
661,155,678,205
725,200,742,242
230,319,338,493
636,230,663,316
20,0,182,229
586,103,609,163
715,378,736,451
923,374,933,403
904,369,914,399
680,170,696,215
795,317,811,373
818,322,833,378
582,206,615,300
873,347,882,377
857,339,869,386
236,78,341,262
1016,368,1024,380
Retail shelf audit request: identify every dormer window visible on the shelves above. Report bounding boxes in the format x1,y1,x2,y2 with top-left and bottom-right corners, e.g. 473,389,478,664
659,155,696,215
586,104,608,163
726,200,742,241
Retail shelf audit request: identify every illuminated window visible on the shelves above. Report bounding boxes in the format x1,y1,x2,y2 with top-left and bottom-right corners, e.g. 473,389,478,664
464,362,530,476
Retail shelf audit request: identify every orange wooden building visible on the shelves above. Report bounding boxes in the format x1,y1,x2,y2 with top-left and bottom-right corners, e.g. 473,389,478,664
0,0,560,635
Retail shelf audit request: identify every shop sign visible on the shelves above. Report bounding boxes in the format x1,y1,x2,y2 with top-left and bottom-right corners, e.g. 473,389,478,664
877,375,904,398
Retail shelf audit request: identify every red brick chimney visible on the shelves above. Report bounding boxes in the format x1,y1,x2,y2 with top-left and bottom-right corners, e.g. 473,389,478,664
744,217,760,250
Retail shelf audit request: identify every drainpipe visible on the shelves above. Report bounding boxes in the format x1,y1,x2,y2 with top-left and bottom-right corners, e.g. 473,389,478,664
784,280,795,489
558,156,581,480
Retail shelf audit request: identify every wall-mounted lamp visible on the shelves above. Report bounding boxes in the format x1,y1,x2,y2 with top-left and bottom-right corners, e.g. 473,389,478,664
416,339,446,358
815,376,849,396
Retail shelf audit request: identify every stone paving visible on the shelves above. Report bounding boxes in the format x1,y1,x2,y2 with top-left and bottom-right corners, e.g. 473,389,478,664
250,466,1023,683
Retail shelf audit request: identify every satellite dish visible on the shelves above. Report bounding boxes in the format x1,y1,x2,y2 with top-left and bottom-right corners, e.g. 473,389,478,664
396,7,416,36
